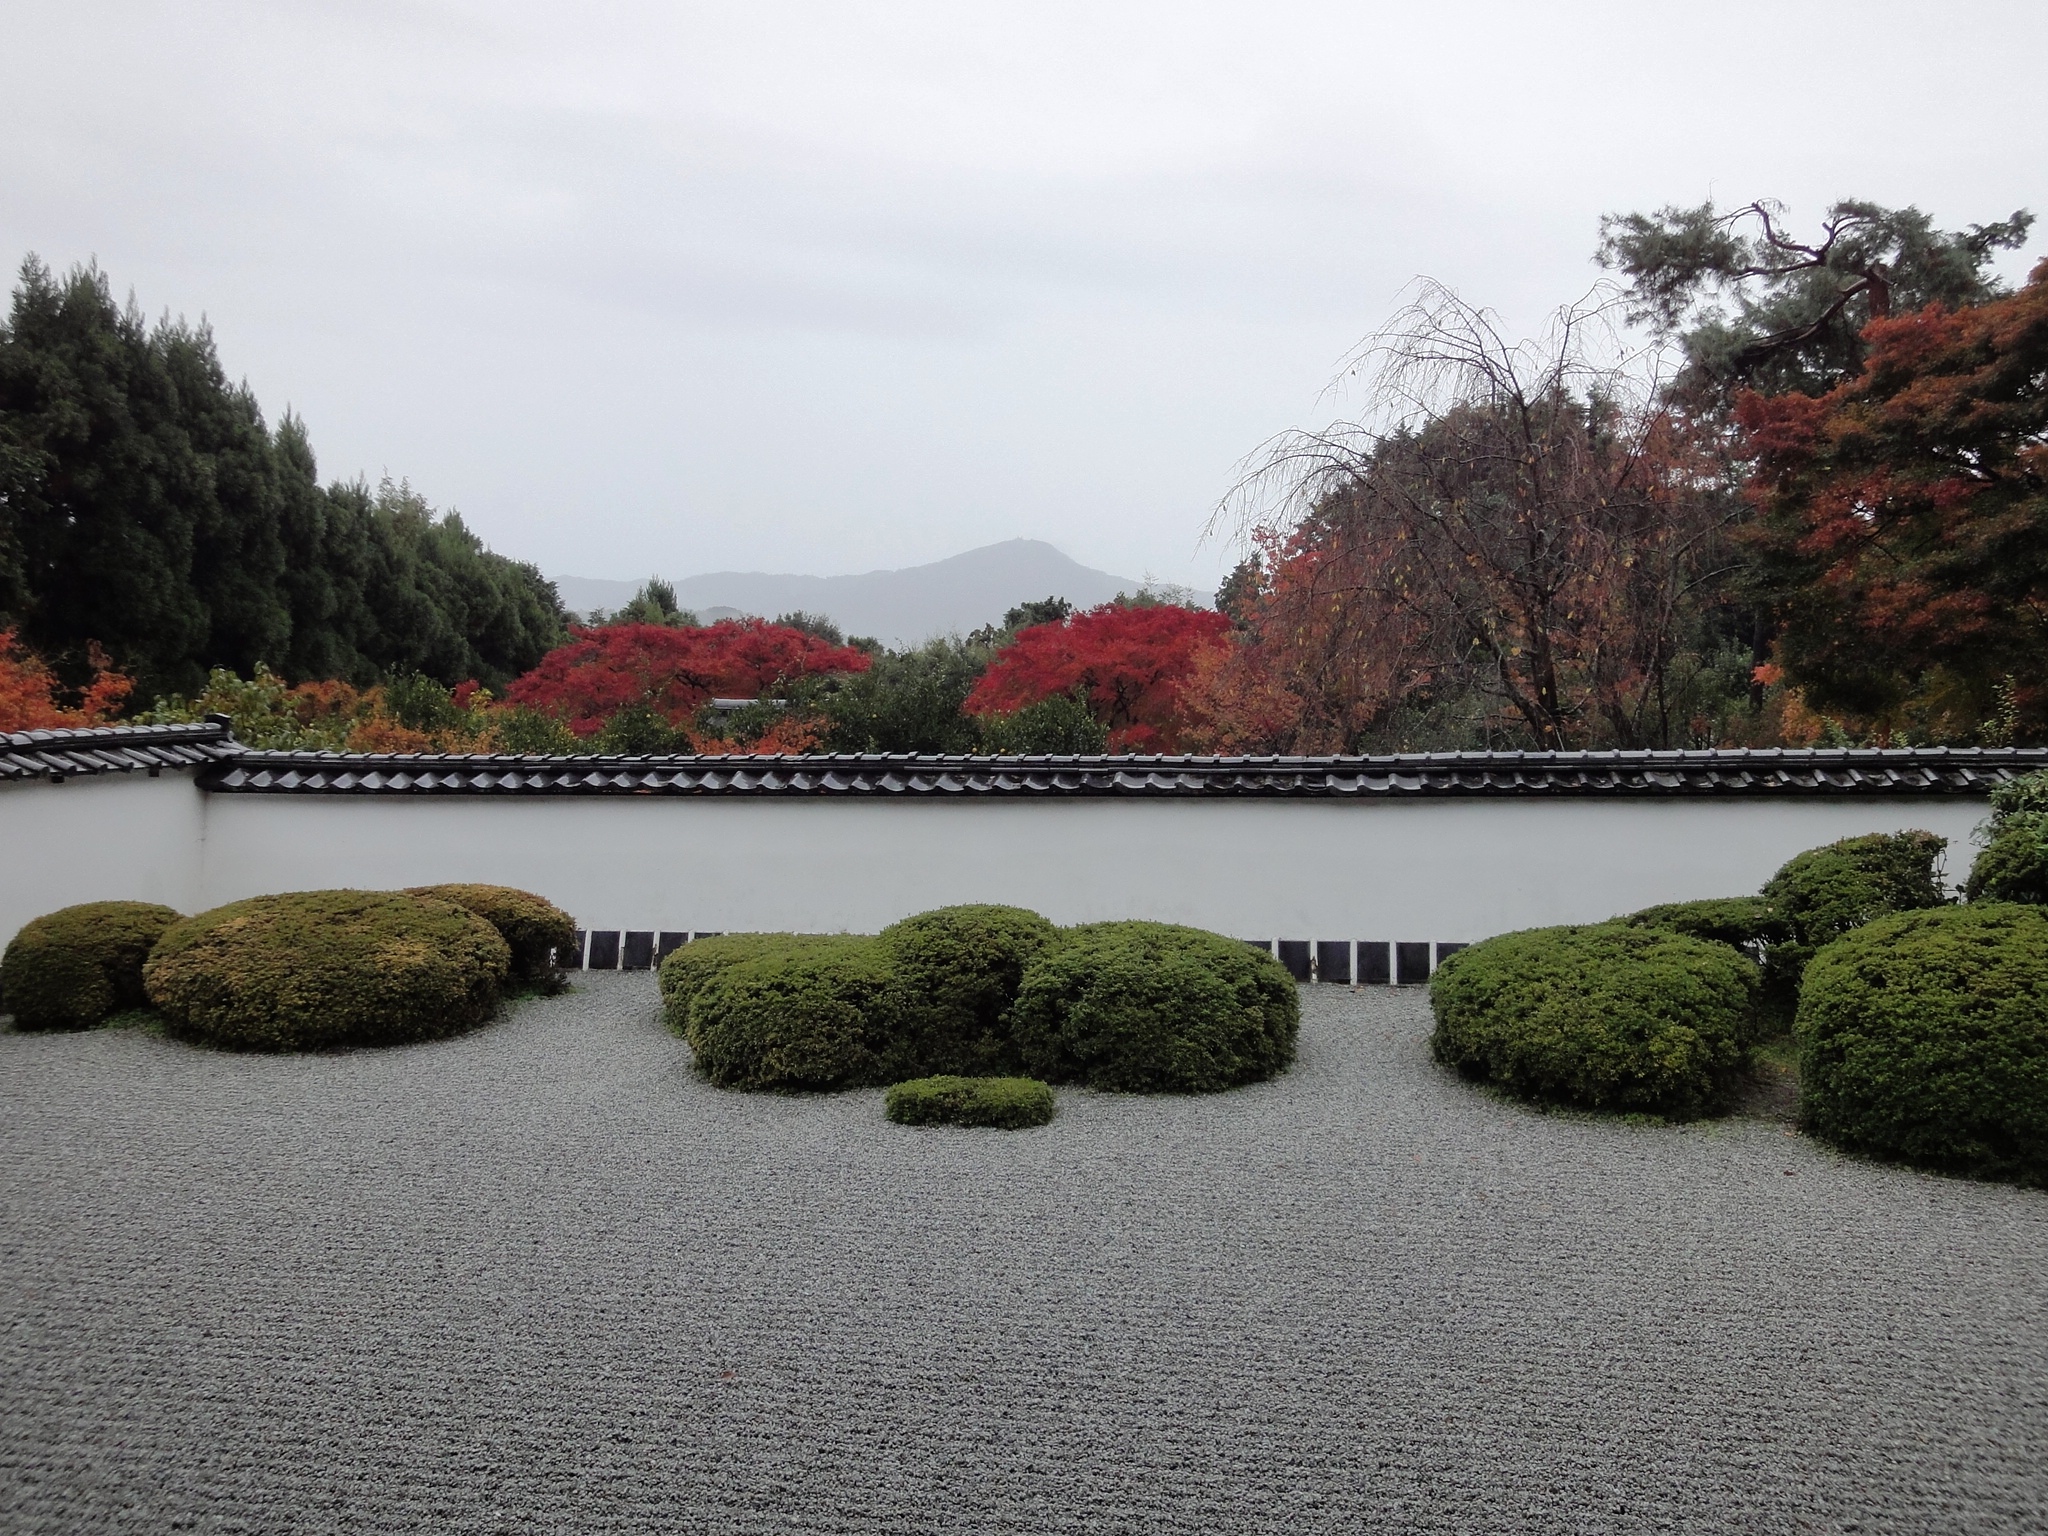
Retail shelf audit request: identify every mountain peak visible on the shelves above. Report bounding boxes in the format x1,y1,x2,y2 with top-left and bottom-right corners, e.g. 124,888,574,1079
554,540,1183,646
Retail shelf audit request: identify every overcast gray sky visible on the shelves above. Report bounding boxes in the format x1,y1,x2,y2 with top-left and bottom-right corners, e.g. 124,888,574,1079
5,2,2043,592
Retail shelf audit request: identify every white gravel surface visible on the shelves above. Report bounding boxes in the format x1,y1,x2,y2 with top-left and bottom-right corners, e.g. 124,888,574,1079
2,975,2045,1535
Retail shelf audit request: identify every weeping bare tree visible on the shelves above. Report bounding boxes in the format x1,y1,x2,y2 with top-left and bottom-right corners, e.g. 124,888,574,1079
1214,282,1747,751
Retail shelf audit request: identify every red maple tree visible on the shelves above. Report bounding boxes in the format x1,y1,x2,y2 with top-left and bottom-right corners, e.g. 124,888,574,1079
1739,258,2048,740
505,619,871,738
964,603,1230,752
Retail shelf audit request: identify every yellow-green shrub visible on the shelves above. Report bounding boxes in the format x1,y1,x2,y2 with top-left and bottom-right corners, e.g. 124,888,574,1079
145,890,510,1051
1,901,184,1031
407,883,576,990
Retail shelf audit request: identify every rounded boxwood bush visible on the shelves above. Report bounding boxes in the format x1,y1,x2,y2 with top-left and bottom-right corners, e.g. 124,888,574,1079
144,890,511,1051
685,936,912,1091
407,883,577,990
1010,921,1298,1093
877,904,1058,1075
1796,903,2048,1183
1,901,184,1031
1966,812,2048,905
1429,923,1757,1119
1759,830,1948,996
658,933,810,1038
885,1075,1056,1128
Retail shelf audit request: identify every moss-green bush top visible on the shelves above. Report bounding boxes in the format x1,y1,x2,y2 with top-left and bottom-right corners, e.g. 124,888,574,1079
659,933,810,1038
885,1075,1056,1128
1429,923,1757,1120
877,904,1057,1075
1010,921,1298,1093
1761,830,1948,949
684,935,910,1091
145,890,510,1051
1623,896,1790,951
407,883,577,987
1,901,184,1031
1966,812,2048,905
1796,903,2048,1184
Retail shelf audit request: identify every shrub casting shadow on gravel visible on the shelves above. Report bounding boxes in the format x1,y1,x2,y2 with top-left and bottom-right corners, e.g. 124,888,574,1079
661,910,1298,1096
1429,923,1757,1120
884,1074,1056,1128
1798,902,2048,1185
0,901,184,1032
1011,920,1298,1093
145,889,511,1051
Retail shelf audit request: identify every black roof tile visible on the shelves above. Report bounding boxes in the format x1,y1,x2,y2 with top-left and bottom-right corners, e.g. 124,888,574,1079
8,722,2045,798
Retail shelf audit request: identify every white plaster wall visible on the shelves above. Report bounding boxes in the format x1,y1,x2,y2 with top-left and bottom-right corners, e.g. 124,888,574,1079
0,771,208,945
191,792,1997,945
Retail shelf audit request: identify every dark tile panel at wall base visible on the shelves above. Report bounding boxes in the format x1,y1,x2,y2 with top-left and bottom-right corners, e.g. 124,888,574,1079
1315,941,1352,984
586,931,621,971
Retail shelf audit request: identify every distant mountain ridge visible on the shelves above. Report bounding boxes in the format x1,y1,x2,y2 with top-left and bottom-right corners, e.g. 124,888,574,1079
553,539,1180,646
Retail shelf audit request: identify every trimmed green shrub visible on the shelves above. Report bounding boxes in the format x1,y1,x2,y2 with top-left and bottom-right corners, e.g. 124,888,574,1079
1010,921,1298,1093
145,890,510,1051
1797,903,2048,1184
1,901,184,1031
1623,896,1790,950
877,904,1058,1075
885,1075,1056,1128
1759,830,1949,999
407,883,577,989
1429,923,1757,1119
1967,813,2048,904
658,933,810,1038
685,935,912,1091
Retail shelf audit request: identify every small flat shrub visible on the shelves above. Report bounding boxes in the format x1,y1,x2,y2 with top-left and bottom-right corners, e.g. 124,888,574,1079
408,884,577,990
885,1075,1056,1128
1,901,184,1031
145,890,510,1051
1759,830,1949,998
1429,923,1757,1119
1010,921,1298,1093
877,904,1058,1075
685,936,911,1091
658,933,809,1038
1797,903,2048,1184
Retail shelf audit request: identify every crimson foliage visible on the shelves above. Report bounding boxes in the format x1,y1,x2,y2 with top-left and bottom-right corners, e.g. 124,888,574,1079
964,603,1228,752
505,619,870,738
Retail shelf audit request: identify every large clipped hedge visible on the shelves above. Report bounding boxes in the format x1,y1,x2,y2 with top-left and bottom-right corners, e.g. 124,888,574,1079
145,890,511,1051
1429,923,1757,1119
1797,903,2048,1184
1,901,184,1031
406,884,577,989
877,904,1057,1076
1010,921,1298,1093
683,935,910,1091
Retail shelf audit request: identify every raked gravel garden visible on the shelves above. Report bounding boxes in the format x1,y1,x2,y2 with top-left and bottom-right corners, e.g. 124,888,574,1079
3,972,2046,1535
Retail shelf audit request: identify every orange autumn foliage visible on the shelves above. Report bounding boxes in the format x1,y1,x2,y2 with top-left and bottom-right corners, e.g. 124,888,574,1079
0,631,134,732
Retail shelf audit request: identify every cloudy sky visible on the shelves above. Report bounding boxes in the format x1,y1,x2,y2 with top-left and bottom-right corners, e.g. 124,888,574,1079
5,1,2043,593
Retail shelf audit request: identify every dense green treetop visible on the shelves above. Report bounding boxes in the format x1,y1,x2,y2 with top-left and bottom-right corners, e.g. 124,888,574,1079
0,256,565,693
1597,198,2033,398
